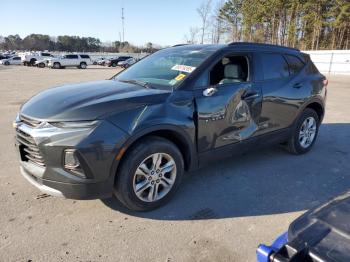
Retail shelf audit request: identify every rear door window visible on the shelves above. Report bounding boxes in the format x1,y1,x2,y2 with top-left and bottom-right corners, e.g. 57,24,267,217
80,55,90,59
66,55,78,59
285,55,305,75
260,53,289,80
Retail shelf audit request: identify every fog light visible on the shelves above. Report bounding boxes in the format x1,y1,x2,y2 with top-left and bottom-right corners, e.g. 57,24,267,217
64,149,86,178
64,149,80,169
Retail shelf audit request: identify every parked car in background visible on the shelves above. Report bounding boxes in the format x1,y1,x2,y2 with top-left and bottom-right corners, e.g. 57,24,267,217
118,57,137,68
106,56,132,67
34,55,58,68
14,43,327,211
96,57,110,66
92,57,102,65
257,190,350,262
34,59,50,68
0,56,22,65
20,51,53,66
48,54,92,69
0,54,14,60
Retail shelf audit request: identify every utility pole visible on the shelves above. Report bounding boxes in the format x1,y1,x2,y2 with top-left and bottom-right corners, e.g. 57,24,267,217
121,7,125,42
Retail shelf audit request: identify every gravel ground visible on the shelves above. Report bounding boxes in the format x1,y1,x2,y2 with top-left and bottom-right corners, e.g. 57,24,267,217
0,65,349,262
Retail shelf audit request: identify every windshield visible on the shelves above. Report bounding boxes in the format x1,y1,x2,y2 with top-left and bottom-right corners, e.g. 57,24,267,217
113,46,219,89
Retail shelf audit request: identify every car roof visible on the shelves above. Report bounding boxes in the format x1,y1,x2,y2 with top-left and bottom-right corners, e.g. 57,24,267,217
171,42,301,55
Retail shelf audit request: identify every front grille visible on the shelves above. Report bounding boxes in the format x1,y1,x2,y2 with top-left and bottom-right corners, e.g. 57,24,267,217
16,128,45,167
20,114,42,128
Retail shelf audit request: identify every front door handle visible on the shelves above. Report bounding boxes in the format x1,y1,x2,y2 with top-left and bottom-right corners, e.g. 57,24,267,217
241,91,259,100
293,83,302,89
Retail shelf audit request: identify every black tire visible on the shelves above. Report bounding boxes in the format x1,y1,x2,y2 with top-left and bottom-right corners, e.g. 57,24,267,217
4,61,10,66
286,108,320,154
38,63,45,68
53,62,61,69
114,136,184,211
111,62,117,67
30,59,36,66
79,62,87,69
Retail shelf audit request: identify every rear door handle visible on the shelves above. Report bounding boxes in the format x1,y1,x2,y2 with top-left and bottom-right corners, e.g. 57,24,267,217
293,83,303,89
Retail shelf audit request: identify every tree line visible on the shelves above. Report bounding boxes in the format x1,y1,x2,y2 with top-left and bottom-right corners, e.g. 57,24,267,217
187,0,349,50
0,34,157,53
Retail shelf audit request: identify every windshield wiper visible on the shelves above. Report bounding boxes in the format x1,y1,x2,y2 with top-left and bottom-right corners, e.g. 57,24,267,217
119,79,150,88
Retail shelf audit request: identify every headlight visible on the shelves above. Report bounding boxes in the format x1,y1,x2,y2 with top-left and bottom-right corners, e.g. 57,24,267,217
49,120,99,129
13,113,20,128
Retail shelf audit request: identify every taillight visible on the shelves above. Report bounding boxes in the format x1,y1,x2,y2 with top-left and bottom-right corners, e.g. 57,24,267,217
323,79,328,87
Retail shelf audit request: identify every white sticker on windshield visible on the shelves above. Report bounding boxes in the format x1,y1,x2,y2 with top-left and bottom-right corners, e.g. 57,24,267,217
171,64,196,73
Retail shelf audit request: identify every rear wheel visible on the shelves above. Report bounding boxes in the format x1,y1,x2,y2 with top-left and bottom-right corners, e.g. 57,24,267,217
38,62,45,68
114,137,184,211
111,62,117,67
4,61,10,66
79,62,87,69
286,108,320,154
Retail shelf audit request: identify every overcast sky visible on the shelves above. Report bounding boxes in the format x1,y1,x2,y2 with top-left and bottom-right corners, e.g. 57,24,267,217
1,0,221,46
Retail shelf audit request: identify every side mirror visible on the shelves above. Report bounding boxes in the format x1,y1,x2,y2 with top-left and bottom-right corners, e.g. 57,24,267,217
203,86,217,97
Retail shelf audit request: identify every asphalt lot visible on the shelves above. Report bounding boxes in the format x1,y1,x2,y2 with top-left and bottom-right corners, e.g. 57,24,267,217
0,65,349,262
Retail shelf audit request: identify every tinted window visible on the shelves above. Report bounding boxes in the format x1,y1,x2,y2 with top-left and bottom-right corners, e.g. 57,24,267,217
13,57,21,60
66,55,78,59
261,53,289,80
307,62,320,74
80,54,90,58
42,53,50,56
285,55,305,75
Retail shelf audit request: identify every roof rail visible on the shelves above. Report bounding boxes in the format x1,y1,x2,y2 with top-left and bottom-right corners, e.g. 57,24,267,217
172,44,189,47
228,42,300,51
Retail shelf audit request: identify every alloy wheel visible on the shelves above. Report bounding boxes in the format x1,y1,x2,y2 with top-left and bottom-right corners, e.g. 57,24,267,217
133,153,177,202
299,116,317,148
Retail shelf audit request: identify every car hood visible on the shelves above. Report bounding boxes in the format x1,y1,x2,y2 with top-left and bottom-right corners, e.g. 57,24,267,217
20,80,172,121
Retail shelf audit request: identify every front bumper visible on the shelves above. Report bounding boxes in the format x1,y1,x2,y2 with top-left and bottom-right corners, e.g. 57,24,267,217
20,164,114,199
15,118,128,199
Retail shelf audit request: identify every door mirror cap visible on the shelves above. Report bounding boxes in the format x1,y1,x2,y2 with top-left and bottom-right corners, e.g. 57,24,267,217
203,87,217,97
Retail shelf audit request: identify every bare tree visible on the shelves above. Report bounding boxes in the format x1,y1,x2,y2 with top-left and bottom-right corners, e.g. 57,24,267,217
184,27,200,44
197,0,212,44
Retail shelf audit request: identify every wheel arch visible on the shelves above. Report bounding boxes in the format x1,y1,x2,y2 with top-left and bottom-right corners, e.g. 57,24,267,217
111,125,197,183
304,100,325,123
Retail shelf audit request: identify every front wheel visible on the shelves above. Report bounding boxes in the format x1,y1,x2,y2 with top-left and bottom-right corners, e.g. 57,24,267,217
29,59,36,66
53,62,61,69
114,137,184,211
4,61,10,65
286,108,320,154
38,62,45,68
